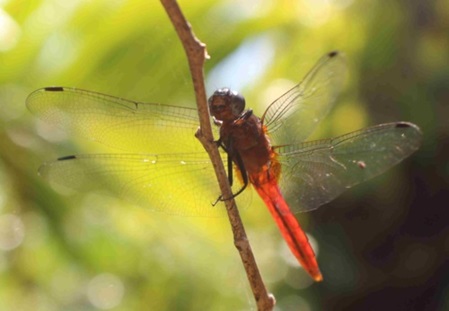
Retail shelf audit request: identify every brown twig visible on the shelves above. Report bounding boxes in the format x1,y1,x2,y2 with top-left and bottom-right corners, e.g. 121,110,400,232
160,1,275,310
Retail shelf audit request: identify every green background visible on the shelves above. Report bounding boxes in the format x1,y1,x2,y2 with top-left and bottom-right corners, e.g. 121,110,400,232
1,0,448,310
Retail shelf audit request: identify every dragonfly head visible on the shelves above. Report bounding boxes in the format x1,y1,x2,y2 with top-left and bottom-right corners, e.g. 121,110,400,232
208,88,246,122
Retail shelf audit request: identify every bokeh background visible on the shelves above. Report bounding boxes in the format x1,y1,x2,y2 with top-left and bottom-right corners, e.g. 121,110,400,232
1,0,448,310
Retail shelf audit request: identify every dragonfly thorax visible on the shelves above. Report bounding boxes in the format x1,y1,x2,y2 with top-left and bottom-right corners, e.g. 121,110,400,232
208,88,246,122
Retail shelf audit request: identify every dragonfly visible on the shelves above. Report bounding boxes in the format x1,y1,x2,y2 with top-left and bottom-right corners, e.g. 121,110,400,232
27,51,422,282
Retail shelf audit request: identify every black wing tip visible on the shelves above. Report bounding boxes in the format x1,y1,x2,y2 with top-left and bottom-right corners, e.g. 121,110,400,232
26,86,66,105
328,50,339,58
394,122,423,146
395,122,422,133
57,155,77,161
395,122,413,128
44,86,65,92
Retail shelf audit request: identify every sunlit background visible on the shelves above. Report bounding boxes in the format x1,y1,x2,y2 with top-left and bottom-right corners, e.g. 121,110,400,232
1,0,448,310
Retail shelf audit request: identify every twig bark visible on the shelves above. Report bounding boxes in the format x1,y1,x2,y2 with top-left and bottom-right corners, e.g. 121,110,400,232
160,1,275,310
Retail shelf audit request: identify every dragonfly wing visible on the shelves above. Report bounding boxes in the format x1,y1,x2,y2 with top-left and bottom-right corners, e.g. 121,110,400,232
39,152,229,217
261,51,347,145
276,122,422,213
26,87,205,153
39,151,252,217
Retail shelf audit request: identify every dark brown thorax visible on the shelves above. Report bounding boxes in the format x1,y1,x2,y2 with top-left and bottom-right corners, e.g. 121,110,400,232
208,88,280,186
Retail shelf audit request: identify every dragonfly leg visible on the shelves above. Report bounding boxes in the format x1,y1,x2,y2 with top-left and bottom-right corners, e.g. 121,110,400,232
212,150,248,205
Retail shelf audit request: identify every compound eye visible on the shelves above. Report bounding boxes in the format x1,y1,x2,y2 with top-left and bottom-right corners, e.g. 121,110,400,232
230,92,245,116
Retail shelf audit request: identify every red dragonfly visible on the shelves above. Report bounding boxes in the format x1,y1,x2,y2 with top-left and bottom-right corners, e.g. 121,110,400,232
27,51,422,282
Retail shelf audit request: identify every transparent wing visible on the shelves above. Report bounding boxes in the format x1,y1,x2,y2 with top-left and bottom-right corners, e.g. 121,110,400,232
26,87,203,153
38,151,251,217
276,122,422,213
261,51,347,145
